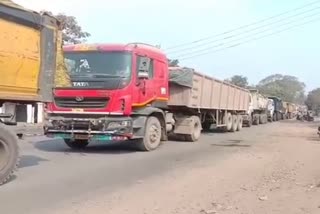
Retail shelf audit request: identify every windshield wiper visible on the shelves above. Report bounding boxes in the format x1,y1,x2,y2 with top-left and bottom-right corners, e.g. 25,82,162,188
71,73,126,78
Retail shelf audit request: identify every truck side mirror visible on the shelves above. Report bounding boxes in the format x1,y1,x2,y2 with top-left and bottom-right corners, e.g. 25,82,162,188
137,57,150,79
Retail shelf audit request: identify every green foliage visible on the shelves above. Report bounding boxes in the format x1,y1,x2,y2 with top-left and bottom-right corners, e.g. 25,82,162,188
41,10,91,44
225,75,248,88
257,74,305,103
168,59,179,66
305,88,320,111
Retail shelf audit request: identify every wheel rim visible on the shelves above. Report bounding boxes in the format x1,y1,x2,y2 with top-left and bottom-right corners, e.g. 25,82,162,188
149,124,160,144
0,140,9,171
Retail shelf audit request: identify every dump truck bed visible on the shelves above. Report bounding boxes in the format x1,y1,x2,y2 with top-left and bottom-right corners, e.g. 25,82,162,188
0,1,68,103
168,67,250,111
249,90,268,110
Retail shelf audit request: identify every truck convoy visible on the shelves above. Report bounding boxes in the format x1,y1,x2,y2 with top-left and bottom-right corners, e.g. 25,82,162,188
44,43,300,152
44,43,250,151
0,0,67,185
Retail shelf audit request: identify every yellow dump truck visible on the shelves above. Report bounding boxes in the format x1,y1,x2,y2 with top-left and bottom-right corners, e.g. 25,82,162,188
0,0,69,185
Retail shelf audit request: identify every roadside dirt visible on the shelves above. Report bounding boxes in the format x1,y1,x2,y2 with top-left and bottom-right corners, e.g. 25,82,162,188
55,121,320,214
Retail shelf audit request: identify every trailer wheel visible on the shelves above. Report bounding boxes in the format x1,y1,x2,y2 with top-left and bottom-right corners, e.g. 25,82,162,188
273,113,277,121
224,113,233,131
0,124,19,185
230,115,238,132
185,116,202,142
247,116,252,127
136,116,162,151
237,115,243,131
64,139,89,149
253,115,259,125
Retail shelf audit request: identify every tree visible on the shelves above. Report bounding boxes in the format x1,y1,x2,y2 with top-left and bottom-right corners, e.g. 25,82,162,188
305,88,320,112
257,74,305,103
225,75,248,88
168,59,179,67
41,11,91,44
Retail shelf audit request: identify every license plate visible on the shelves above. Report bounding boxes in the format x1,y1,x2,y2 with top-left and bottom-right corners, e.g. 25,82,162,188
71,108,84,112
74,134,89,140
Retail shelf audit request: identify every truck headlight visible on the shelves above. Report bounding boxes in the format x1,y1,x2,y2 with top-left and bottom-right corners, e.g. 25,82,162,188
107,121,131,129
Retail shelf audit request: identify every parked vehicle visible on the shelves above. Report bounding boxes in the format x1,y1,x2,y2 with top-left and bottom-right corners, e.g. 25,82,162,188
243,89,269,126
44,43,251,151
286,102,296,119
0,0,66,185
267,99,275,122
268,96,283,121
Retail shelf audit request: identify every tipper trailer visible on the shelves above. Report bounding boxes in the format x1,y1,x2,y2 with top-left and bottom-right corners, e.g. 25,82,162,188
44,43,250,151
0,0,68,184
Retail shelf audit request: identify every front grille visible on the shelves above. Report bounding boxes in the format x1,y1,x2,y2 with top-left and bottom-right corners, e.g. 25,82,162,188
55,97,109,109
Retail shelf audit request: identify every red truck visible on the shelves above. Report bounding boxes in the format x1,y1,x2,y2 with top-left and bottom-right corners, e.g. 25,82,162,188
44,43,250,151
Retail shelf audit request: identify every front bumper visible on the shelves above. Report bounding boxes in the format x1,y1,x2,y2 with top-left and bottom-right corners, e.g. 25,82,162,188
44,115,133,141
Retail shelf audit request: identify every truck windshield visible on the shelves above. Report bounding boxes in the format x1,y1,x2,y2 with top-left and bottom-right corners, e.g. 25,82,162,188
64,51,132,78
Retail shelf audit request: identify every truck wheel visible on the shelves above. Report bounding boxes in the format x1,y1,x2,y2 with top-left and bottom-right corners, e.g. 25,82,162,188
230,115,238,132
253,115,259,125
64,139,89,149
247,116,252,127
185,116,202,142
0,124,19,185
224,113,233,131
273,113,277,121
202,121,211,132
136,116,162,151
237,115,243,131
260,114,267,124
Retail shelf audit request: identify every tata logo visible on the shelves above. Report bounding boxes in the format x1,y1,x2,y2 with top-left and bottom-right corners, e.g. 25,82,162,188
73,82,89,87
75,96,84,102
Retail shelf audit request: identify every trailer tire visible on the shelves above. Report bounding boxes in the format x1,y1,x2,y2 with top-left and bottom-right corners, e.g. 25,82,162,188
230,115,238,132
224,113,233,131
0,124,19,185
253,115,259,125
185,116,202,142
247,116,252,127
136,116,162,151
64,139,89,149
237,115,243,131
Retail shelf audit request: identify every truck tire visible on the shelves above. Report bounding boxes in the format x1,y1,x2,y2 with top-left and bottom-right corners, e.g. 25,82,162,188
64,139,89,149
253,115,259,125
237,115,243,131
185,116,202,142
224,112,233,131
0,124,19,185
230,115,238,132
136,116,162,151
247,115,252,127
259,114,263,124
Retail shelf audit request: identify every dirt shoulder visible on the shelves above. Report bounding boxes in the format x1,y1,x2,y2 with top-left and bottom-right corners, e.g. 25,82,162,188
54,121,320,214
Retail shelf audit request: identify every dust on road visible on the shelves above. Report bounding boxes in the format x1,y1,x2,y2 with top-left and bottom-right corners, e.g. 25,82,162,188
53,121,320,214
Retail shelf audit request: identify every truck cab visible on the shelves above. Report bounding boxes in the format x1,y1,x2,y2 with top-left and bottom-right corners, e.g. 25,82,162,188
44,43,169,150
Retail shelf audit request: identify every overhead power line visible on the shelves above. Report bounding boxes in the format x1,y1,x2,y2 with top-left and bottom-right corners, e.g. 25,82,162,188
173,10,320,59
165,0,320,51
167,5,320,55
178,16,320,60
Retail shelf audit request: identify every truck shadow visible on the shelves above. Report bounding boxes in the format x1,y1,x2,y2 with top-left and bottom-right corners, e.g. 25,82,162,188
34,139,138,155
19,155,49,168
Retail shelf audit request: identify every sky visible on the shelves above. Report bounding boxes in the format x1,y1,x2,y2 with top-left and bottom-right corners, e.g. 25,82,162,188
14,0,320,92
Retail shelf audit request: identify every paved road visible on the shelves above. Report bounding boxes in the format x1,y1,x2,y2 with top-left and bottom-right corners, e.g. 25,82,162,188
0,122,300,214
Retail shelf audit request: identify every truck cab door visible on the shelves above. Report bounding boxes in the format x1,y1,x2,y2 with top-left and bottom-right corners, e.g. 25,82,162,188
134,55,156,106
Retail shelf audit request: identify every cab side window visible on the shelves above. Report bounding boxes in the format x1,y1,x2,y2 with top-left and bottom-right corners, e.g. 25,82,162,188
137,56,154,79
